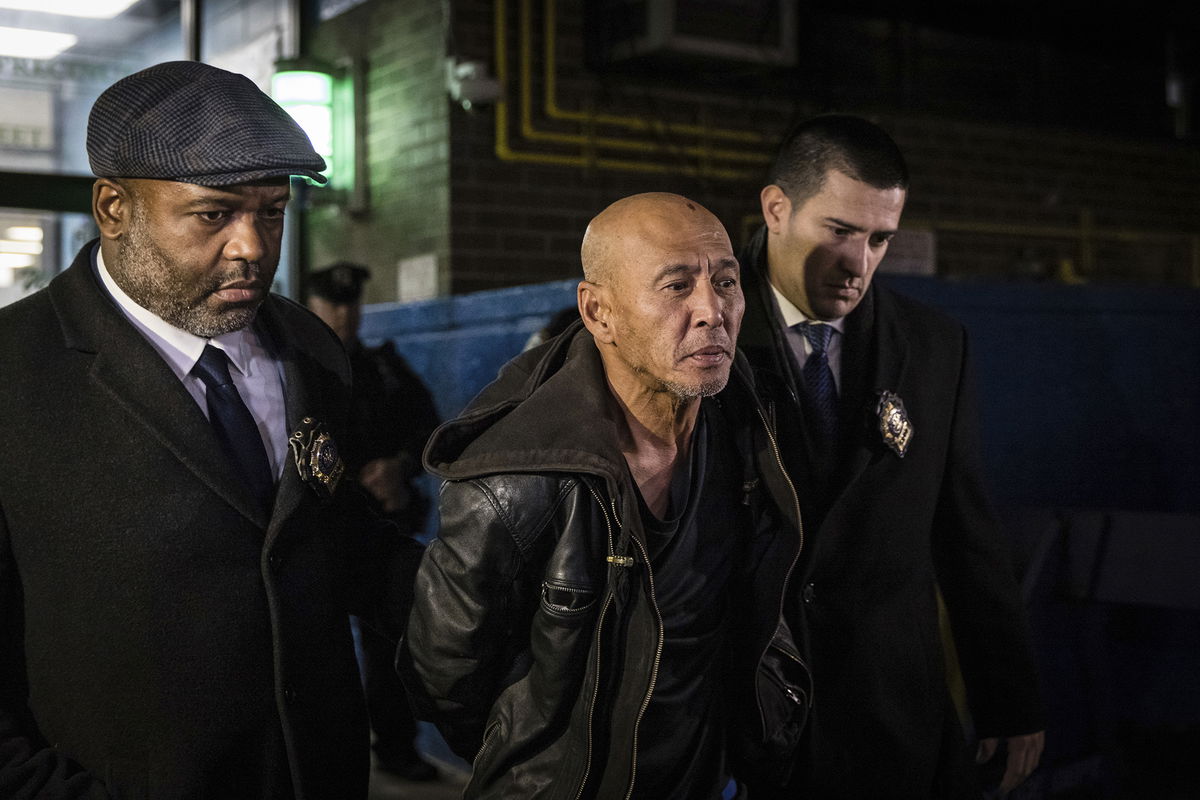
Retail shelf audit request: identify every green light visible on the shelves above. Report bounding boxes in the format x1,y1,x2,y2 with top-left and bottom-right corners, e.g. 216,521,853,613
272,69,335,184
272,70,333,105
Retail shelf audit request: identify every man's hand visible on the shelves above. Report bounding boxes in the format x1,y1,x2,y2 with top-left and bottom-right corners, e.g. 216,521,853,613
976,731,1045,795
359,456,410,513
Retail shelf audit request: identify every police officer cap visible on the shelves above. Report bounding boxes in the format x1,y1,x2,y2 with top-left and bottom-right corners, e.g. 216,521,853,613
87,60,327,186
308,263,370,303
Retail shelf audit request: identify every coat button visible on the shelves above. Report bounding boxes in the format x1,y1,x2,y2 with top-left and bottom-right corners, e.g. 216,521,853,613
802,582,816,604
283,686,298,702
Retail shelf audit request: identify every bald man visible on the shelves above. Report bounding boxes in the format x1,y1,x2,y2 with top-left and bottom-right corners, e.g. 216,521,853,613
400,193,811,799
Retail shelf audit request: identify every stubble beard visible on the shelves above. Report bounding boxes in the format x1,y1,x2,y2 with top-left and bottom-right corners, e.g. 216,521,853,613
666,329,734,399
114,212,262,338
659,372,729,400
630,336,732,400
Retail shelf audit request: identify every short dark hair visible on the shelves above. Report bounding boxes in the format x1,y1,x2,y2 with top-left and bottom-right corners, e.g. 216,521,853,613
767,114,909,204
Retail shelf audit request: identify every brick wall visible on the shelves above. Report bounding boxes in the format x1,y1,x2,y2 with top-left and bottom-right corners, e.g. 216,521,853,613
308,0,1200,300
306,0,450,304
442,0,1200,293
445,0,786,293
893,117,1200,285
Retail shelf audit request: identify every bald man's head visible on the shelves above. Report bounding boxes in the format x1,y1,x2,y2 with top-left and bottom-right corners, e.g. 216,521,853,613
581,192,729,287
576,192,743,401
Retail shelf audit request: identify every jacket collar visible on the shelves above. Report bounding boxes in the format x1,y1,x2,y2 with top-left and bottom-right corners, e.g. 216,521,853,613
738,226,800,396
424,323,634,489
425,320,769,489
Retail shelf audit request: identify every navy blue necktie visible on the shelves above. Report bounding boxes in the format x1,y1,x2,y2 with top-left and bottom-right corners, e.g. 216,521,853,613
798,322,839,441
192,344,275,511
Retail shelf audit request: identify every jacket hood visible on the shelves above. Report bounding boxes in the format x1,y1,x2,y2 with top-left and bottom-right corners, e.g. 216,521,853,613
424,320,764,485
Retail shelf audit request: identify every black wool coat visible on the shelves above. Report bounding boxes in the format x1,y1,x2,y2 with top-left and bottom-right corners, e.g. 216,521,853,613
738,227,1044,799
0,243,417,800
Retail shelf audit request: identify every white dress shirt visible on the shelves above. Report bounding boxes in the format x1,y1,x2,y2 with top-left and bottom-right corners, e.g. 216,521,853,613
95,248,289,480
769,283,846,393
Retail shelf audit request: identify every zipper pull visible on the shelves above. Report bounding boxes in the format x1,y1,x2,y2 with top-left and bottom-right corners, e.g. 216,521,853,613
606,554,634,567
742,478,759,505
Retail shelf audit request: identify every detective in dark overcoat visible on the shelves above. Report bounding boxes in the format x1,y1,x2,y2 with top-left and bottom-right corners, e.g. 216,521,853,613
0,62,416,799
738,116,1045,798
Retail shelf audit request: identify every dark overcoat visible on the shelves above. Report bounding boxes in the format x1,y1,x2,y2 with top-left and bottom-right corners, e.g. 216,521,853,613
0,243,414,799
738,228,1043,798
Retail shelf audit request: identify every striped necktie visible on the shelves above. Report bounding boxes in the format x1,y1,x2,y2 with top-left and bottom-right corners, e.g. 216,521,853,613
797,321,838,441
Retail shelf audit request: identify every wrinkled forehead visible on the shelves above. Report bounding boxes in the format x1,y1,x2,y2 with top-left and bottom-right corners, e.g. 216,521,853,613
618,211,733,270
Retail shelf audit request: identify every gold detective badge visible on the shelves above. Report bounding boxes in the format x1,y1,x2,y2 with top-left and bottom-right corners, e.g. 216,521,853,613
876,391,913,457
288,417,344,499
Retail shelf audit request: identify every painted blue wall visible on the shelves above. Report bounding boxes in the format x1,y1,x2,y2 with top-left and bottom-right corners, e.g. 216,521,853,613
362,276,1200,515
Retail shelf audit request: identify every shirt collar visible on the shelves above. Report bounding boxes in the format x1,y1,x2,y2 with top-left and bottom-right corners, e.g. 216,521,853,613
95,247,256,378
769,282,845,334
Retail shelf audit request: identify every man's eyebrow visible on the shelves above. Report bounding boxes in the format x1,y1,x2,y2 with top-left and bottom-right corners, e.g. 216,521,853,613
651,258,739,282
826,217,897,236
184,195,236,208
651,263,697,282
184,190,291,208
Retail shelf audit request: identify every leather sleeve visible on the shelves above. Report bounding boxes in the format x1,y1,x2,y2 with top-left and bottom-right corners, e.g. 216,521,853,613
931,328,1045,738
398,478,534,759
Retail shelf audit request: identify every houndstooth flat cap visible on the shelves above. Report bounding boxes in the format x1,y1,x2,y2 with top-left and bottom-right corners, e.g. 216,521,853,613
87,60,327,186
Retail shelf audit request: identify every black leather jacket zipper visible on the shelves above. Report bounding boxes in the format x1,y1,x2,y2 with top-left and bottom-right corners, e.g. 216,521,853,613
754,406,806,731
573,484,617,800
623,530,664,800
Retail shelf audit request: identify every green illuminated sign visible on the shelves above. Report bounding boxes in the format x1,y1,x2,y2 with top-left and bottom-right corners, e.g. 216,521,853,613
272,68,353,189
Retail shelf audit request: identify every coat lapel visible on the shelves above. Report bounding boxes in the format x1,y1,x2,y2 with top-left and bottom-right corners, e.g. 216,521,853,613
51,245,270,527
256,301,327,546
831,285,911,499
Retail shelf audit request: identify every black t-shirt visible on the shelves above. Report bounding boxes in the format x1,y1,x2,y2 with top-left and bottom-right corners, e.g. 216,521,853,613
630,400,746,800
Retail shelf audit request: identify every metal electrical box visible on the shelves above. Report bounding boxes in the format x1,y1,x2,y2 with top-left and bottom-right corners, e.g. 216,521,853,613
594,0,798,68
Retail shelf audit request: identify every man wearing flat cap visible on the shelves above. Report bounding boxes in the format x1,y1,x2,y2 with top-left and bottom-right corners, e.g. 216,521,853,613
0,61,419,799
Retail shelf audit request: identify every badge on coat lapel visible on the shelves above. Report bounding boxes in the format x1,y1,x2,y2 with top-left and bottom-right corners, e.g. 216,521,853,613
288,416,344,500
875,391,913,457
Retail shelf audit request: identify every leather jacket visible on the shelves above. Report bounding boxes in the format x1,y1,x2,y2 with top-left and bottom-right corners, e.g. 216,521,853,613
400,325,811,798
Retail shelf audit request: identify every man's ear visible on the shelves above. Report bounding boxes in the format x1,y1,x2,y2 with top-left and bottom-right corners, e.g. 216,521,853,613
577,280,615,345
760,184,792,235
92,179,132,242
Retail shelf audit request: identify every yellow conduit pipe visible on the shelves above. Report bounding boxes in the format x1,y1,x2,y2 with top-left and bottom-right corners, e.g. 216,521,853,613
518,0,768,165
515,0,763,170
494,0,758,179
494,0,690,173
